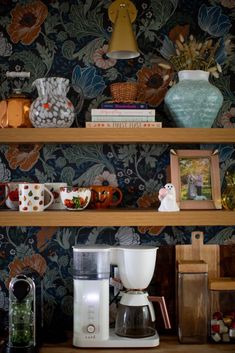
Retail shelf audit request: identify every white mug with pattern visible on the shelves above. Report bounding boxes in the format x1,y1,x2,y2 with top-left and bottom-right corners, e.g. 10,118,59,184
18,183,54,212
5,182,19,210
44,182,67,210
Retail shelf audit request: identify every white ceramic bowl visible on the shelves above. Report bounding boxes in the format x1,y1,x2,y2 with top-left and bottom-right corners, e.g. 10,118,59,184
60,187,91,211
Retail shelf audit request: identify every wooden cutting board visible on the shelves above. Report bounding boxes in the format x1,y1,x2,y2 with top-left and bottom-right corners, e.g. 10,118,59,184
220,245,235,277
176,231,220,279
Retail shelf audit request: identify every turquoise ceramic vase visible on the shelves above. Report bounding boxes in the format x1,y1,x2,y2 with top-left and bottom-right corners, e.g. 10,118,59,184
164,70,223,128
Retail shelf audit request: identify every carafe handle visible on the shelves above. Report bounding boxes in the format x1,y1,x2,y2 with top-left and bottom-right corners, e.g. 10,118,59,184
148,296,171,329
147,300,155,323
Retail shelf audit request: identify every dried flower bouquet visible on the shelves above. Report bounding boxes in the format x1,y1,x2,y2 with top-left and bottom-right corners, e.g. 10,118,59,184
162,34,222,78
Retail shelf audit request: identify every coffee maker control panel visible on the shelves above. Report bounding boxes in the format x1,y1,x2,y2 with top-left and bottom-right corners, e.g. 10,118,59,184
84,304,97,336
87,324,96,333
74,279,109,343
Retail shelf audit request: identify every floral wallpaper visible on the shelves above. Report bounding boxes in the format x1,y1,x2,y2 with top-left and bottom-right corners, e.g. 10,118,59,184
0,0,235,339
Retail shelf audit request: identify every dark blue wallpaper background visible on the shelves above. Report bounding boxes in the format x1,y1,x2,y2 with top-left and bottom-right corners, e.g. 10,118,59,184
0,0,235,334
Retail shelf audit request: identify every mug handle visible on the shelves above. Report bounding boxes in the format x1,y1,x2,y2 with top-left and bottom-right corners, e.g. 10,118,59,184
110,187,123,207
0,183,9,206
0,101,8,128
43,186,54,210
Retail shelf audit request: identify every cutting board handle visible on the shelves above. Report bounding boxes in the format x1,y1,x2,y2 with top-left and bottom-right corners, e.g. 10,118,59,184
191,231,204,260
176,231,219,279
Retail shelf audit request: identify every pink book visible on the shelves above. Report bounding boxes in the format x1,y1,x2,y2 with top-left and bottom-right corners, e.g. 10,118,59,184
91,108,155,116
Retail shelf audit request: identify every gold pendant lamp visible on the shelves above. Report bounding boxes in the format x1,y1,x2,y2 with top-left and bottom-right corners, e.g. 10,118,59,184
107,0,140,59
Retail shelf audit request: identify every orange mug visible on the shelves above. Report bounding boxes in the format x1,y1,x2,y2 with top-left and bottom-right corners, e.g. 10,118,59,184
90,185,123,209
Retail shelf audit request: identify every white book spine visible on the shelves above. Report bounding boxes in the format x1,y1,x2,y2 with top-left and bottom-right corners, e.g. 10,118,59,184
91,109,155,117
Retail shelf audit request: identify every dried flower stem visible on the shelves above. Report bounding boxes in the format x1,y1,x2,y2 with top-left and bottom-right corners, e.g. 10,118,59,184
165,34,221,76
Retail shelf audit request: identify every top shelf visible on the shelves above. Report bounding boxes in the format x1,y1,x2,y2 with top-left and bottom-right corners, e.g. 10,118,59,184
0,128,234,144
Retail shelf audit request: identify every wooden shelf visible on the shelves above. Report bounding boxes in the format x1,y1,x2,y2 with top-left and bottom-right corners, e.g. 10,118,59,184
0,128,234,144
0,209,234,227
1,129,234,228
40,335,234,353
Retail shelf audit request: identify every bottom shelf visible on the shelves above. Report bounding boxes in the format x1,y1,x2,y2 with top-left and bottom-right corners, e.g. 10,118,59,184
40,335,234,353
0,209,234,227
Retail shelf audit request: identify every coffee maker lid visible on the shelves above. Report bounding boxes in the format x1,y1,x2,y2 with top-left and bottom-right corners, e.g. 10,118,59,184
73,245,158,252
118,245,158,251
73,245,111,252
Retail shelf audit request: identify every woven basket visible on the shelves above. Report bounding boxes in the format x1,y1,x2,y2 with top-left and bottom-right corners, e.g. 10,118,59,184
110,82,138,102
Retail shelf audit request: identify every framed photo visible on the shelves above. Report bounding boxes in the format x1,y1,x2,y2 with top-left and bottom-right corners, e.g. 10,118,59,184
170,149,221,210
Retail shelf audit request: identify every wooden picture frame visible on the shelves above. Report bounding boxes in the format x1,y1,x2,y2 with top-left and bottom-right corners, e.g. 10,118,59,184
170,149,222,210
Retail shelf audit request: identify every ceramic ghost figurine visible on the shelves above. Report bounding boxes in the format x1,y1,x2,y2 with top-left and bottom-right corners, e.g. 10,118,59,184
158,183,179,212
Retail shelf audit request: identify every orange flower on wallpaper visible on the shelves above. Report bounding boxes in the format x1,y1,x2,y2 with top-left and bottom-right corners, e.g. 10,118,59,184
138,225,165,236
6,254,47,287
7,1,48,45
137,191,159,208
36,227,58,252
168,24,190,43
136,64,173,107
137,191,165,235
5,144,42,171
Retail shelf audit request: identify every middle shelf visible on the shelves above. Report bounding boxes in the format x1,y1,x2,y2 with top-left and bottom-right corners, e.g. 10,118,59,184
0,209,234,227
0,128,235,143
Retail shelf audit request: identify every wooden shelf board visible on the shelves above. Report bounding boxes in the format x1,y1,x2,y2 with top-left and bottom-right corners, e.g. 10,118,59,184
0,128,234,144
40,335,234,353
0,209,234,227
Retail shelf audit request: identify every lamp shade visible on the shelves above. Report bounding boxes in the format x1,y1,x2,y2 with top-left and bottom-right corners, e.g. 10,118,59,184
107,0,140,60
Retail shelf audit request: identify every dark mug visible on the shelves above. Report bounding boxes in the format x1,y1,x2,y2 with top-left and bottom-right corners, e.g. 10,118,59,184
0,182,10,207
90,185,123,209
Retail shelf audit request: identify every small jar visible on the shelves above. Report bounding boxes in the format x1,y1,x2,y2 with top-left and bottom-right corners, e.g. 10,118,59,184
209,278,235,343
178,260,208,343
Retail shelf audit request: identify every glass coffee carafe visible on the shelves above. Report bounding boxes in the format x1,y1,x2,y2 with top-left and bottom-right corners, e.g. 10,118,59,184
115,291,171,338
115,291,156,338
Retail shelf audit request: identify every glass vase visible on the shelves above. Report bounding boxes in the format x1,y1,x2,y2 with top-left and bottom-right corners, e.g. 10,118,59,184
29,77,83,128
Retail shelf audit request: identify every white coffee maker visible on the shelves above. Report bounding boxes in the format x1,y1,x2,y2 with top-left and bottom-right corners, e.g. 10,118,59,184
73,245,170,348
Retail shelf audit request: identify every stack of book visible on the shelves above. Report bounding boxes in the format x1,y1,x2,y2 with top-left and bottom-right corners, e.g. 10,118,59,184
86,102,162,128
